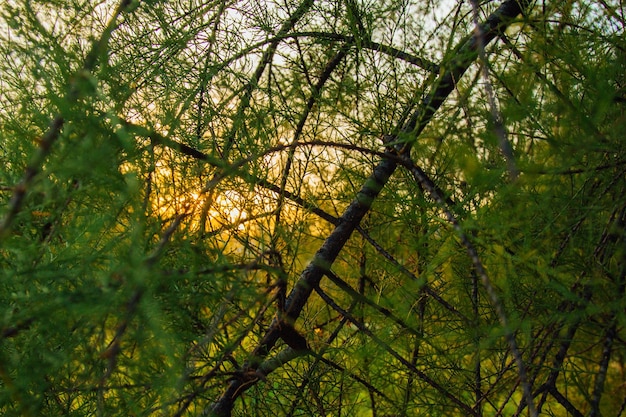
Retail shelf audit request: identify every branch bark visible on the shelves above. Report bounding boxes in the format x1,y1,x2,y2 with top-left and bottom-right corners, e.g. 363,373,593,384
208,1,533,415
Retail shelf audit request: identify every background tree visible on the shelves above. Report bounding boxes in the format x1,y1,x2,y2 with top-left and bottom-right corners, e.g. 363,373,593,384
1,0,625,416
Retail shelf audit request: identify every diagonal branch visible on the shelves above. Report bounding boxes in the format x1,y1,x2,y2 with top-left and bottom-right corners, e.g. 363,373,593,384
470,0,518,180
0,0,137,240
400,154,536,416
314,284,476,415
207,1,533,415
274,47,350,232
221,0,315,157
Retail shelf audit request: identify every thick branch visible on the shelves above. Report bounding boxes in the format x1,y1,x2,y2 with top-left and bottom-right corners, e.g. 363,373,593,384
208,1,532,415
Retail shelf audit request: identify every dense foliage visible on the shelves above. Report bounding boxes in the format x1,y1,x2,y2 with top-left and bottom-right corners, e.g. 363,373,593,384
1,0,625,416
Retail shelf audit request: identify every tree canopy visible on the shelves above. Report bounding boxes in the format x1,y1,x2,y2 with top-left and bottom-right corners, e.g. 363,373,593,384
1,0,625,416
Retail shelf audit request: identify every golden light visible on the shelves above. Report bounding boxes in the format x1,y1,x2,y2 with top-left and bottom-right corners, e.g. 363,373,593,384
214,190,248,230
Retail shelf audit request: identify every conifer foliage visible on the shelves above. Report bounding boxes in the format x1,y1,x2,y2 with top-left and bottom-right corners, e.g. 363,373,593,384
1,0,625,416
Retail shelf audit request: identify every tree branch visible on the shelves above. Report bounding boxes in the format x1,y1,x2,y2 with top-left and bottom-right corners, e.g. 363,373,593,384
207,1,533,415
